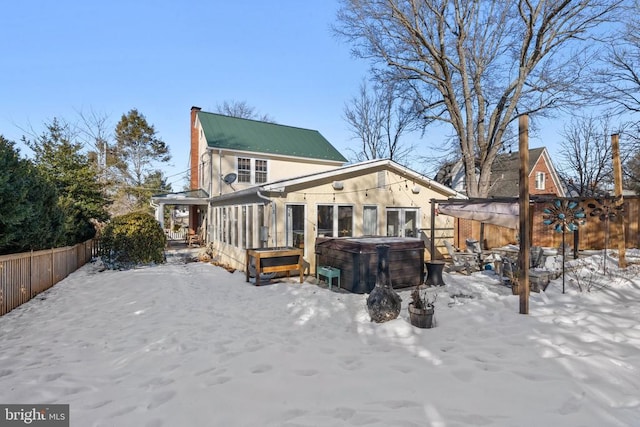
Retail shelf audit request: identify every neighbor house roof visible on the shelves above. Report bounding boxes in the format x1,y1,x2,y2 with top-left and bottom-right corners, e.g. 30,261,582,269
435,147,564,197
488,147,546,197
197,111,347,163
488,147,565,197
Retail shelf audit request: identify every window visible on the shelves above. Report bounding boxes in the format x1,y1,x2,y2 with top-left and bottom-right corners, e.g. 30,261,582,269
232,206,238,247
255,160,267,184
317,205,353,237
246,206,253,248
535,172,546,190
386,208,419,237
363,206,378,235
242,206,247,249
238,158,251,183
237,157,268,184
317,205,334,237
338,206,353,237
286,205,305,249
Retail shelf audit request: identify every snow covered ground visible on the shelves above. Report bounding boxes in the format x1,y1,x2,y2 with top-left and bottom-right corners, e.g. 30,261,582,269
1,250,639,426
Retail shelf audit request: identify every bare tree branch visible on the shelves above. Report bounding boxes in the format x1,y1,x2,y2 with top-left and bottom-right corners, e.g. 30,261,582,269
343,79,420,164
216,100,276,123
558,114,614,197
335,0,621,197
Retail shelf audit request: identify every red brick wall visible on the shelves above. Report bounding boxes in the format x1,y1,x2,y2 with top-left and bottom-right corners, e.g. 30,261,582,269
530,155,560,196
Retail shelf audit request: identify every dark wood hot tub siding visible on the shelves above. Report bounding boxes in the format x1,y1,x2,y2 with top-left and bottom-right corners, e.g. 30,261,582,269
315,237,425,294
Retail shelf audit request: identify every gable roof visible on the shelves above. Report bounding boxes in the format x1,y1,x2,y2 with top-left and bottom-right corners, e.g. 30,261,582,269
488,147,565,197
488,147,546,197
209,158,466,207
197,111,347,163
434,147,564,197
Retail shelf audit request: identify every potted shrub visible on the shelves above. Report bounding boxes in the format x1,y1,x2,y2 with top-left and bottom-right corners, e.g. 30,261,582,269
505,266,521,295
408,286,436,328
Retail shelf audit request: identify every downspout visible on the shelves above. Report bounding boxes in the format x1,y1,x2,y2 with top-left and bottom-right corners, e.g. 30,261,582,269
218,149,223,196
208,148,213,197
208,148,214,243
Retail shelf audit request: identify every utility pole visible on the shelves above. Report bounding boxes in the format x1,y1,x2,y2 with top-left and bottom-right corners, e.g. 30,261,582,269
611,133,627,268
518,115,530,315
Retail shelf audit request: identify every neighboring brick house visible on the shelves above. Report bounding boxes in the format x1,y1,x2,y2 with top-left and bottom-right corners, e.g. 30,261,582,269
486,147,565,198
435,147,565,198
433,147,565,250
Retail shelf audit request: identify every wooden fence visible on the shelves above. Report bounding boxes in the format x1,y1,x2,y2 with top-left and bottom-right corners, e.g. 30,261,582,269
0,240,98,317
455,196,640,251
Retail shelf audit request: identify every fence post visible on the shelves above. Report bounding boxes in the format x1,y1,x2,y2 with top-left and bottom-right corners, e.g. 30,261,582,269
50,248,54,288
30,250,34,298
0,261,4,316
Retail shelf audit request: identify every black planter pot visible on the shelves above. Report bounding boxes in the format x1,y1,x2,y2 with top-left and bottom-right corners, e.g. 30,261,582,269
425,260,446,287
408,303,435,328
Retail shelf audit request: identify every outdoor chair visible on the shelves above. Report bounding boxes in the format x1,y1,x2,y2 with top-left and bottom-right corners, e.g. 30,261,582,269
530,246,545,269
188,228,204,247
444,240,481,274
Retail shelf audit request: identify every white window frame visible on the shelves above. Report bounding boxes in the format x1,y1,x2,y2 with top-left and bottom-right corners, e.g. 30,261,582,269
237,158,251,183
386,208,420,237
535,171,546,190
317,204,354,238
286,204,306,254
363,205,378,236
237,157,269,184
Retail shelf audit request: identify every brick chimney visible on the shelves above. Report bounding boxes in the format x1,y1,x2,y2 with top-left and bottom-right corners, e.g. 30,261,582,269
190,106,201,190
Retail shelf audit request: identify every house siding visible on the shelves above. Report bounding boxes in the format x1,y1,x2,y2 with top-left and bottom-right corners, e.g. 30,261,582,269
207,167,460,273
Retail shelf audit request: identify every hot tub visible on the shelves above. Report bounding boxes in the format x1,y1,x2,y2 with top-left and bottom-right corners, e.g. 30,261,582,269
315,237,425,294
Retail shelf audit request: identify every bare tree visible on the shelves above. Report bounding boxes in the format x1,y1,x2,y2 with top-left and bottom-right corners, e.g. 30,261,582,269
344,80,419,163
558,115,614,197
595,1,640,194
597,1,640,115
624,148,640,194
344,81,384,162
76,108,114,181
216,100,276,123
615,122,640,194
335,0,621,197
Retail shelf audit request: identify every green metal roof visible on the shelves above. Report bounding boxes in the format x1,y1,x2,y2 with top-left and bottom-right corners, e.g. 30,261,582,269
197,111,347,162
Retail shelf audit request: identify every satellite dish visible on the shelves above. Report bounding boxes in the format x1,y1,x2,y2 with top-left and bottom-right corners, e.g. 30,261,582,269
223,173,237,185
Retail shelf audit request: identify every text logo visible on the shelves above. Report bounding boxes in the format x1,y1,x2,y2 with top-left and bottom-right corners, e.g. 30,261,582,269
0,405,69,427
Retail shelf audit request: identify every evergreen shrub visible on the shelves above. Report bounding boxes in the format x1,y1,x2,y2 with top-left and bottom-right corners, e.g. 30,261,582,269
100,212,166,268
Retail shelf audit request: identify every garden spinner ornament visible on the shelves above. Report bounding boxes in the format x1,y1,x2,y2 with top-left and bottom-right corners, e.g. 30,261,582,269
588,196,624,275
543,200,586,293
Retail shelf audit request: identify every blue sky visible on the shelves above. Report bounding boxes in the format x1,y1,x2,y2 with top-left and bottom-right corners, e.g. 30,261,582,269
1,0,562,191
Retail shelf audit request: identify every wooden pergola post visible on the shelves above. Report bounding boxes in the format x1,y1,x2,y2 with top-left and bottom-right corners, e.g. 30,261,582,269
611,133,627,268
518,115,530,315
